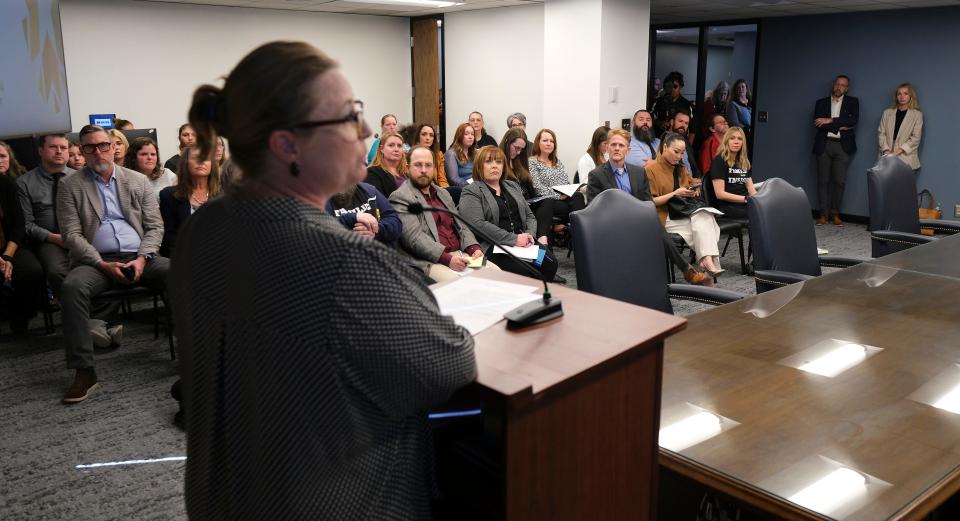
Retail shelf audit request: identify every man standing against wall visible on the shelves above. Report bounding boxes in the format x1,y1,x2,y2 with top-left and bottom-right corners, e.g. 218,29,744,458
812,75,858,226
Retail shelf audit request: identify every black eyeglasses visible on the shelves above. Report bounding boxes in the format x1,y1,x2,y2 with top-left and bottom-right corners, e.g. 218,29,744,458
292,100,366,137
80,142,112,154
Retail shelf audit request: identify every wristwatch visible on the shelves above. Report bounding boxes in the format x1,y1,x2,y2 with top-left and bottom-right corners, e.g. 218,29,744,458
139,253,156,262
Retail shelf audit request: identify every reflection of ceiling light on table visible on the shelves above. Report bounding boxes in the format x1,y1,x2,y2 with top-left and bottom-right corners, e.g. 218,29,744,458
788,467,868,515
932,383,960,414
798,343,868,378
659,411,722,452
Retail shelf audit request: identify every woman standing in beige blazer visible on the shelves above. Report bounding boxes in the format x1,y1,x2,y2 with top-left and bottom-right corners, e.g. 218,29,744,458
878,83,923,172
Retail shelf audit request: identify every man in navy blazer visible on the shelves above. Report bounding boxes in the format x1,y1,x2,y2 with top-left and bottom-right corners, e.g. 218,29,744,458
586,128,709,286
812,75,859,226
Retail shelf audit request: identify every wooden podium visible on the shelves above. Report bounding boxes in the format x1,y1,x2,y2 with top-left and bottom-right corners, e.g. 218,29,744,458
433,270,686,520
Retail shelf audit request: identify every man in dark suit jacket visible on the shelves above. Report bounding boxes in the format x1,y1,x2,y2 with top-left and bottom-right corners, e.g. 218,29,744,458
812,75,859,226
586,128,709,286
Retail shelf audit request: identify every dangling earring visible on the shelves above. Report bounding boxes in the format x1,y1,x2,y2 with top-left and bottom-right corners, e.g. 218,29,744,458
289,161,300,177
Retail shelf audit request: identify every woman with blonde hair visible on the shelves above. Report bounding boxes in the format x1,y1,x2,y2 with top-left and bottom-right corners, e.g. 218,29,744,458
708,127,757,219
108,129,129,167
364,131,408,197
878,82,923,172
0,142,26,177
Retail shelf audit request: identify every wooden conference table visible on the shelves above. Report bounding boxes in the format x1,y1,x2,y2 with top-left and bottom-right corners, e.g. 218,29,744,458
659,234,960,520
434,269,686,521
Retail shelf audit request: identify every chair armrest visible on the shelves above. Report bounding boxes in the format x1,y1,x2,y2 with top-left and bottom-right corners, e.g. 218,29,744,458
818,255,863,269
919,219,960,235
754,270,815,293
667,284,746,306
871,230,935,246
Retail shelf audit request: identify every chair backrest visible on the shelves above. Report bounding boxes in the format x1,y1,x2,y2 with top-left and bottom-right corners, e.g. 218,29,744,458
570,189,673,314
747,177,821,277
867,154,920,233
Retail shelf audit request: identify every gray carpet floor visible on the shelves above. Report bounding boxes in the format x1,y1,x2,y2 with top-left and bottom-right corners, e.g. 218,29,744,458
0,221,871,520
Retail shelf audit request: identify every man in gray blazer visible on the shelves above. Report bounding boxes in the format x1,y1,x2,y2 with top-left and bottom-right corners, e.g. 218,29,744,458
390,146,487,282
57,125,169,404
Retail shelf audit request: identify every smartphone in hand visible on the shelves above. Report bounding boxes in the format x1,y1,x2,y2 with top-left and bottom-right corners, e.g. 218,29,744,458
121,265,136,281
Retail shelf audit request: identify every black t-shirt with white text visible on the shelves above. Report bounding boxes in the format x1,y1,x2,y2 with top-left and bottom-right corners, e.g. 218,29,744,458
709,155,751,198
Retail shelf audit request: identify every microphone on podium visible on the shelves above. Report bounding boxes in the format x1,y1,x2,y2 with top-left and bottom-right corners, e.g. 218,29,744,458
405,202,564,329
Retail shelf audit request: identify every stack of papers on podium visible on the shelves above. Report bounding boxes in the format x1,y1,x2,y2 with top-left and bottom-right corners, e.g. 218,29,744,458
431,276,541,334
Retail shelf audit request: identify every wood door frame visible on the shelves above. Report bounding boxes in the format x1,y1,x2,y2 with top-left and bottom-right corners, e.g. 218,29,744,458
410,14,446,147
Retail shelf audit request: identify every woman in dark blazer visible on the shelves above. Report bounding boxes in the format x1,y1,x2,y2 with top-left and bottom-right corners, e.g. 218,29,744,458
159,146,220,257
457,145,559,282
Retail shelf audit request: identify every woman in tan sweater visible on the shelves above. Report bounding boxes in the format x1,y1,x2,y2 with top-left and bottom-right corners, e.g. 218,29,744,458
645,132,723,276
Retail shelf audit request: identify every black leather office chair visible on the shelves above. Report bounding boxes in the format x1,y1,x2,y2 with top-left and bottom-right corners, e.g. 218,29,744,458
749,178,861,293
867,155,960,257
570,189,743,314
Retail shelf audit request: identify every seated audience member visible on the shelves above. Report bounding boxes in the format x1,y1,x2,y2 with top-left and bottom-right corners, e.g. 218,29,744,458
578,126,609,184
500,128,551,241
469,111,498,149
0,141,27,177
701,81,730,138
878,82,923,173
367,114,398,165
17,134,75,296
126,137,178,197
1,173,44,333
445,123,476,187
727,79,752,136
666,108,700,178
413,123,448,187
214,136,227,169
113,118,135,130
108,129,129,168
586,129,709,286
506,112,533,155
57,124,169,404
651,71,691,135
66,140,86,170
159,146,221,257
364,131,408,197
709,127,756,219
529,129,585,241
325,182,401,246
699,114,729,174
164,124,196,173
390,146,487,282
626,110,659,168
458,146,559,282
645,132,723,276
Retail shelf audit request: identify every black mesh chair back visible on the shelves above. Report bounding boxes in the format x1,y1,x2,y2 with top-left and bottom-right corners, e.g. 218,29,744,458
867,154,920,234
748,177,821,277
570,189,672,314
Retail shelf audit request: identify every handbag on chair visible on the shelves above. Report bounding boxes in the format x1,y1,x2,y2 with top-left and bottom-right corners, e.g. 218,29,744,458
667,168,708,220
918,189,940,236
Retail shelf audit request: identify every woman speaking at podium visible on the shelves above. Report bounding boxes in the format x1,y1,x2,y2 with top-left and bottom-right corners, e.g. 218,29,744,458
169,41,477,520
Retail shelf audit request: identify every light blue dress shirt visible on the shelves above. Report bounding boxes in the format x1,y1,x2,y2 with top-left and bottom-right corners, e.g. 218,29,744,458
626,137,659,168
89,167,142,254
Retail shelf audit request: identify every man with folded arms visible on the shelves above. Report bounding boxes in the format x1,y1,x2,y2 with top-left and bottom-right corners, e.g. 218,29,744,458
57,125,169,404
390,145,489,282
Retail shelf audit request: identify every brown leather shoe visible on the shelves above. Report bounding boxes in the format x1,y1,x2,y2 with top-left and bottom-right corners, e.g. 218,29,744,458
63,368,99,404
684,266,709,286
832,215,844,226
815,215,828,226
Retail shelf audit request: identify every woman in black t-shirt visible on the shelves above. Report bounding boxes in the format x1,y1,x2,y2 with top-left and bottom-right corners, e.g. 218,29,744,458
709,127,757,220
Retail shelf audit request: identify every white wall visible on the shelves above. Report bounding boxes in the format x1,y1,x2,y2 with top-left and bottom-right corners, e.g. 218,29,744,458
60,0,411,160
599,0,650,133
444,4,544,151
543,0,602,177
